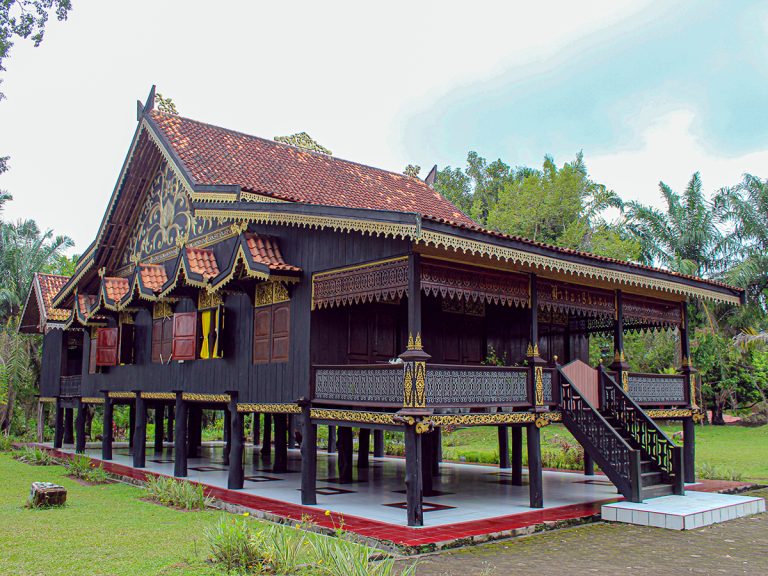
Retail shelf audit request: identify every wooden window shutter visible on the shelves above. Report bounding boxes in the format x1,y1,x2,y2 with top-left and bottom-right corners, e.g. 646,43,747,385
95,327,119,367
172,311,197,361
161,318,174,362
151,319,164,364
253,307,272,364
271,303,290,362
88,335,98,374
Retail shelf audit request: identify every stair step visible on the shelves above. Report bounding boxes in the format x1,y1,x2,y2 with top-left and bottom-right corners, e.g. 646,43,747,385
642,483,674,499
641,460,655,473
641,471,664,486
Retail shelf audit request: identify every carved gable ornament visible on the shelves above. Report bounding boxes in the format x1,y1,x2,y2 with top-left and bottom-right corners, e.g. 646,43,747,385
119,164,218,270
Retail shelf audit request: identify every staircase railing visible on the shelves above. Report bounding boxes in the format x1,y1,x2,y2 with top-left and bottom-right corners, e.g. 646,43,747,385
599,365,685,496
558,366,642,502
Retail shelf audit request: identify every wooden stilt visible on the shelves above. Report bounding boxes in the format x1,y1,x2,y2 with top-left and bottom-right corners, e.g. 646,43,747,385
227,393,244,489
584,451,595,476
274,414,288,472
128,403,135,451
357,428,370,469
327,425,337,453
420,430,434,496
498,425,510,469
223,409,232,466
261,413,272,462
133,393,147,468
300,401,317,505
435,428,443,463
253,412,261,445
36,401,45,443
187,405,200,458
287,415,296,448
174,393,188,477
431,429,441,477
154,404,164,453
511,426,523,485
526,423,543,508
166,405,174,443
404,424,423,527
337,426,353,483
683,417,695,483
53,398,64,449
64,407,74,444
75,399,86,453
373,429,385,457
102,396,113,460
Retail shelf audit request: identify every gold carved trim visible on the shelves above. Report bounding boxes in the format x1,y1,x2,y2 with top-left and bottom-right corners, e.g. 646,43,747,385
646,409,693,419
189,191,238,203
240,191,289,203
198,291,223,310
183,393,231,403
255,281,290,307
430,412,562,427
621,371,630,393
108,392,136,399
534,366,545,405
142,392,176,400
310,408,398,425
418,231,741,305
38,397,56,403
237,403,301,414
81,397,105,404
153,301,173,319
196,209,419,240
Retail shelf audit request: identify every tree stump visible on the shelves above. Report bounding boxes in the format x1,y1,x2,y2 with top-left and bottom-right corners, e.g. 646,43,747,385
29,482,67,507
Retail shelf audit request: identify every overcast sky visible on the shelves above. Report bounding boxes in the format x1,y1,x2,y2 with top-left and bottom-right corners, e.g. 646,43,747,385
2,0,768,252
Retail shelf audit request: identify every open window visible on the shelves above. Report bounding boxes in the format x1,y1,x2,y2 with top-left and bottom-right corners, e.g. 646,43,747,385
198,293,224,359
253,282,291,364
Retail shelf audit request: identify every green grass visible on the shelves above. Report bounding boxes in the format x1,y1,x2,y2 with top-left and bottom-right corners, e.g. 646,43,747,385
0,454,223,575
441,423,768,482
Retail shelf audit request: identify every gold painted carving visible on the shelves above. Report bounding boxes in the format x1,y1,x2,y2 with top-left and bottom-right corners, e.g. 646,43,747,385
255,281,290,308
646,409,694,419
142,392,176,400
108,392,136,399
309,408,398,425
527,343,540,357
621,371,630,393
182,393,231,403
237,403,302,413
81,397,105,404
535,415,550,428
38,397,56,403
153,301,173,319
430,412,562,427
198,291,223,310
403,360,427,409
689,373,698,409
535,366,545,406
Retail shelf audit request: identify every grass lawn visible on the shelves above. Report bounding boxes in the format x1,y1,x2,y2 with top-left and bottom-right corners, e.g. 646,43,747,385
0,454,224,575
442,423,768,482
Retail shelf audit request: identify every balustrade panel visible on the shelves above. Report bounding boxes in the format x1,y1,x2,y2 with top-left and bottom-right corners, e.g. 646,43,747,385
627,373,686,405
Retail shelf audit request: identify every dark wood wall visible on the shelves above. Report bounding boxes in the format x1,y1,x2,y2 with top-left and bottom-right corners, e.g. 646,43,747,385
39,329,63,397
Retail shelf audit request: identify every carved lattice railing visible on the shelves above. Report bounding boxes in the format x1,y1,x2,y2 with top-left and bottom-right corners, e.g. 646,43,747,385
626,373,687,406
60,375,82,397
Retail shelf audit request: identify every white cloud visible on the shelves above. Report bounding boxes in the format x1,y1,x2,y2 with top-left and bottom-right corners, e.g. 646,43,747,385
586,109,768,206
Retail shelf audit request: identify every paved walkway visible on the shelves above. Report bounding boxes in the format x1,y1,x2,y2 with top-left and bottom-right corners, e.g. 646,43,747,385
404,488,768,575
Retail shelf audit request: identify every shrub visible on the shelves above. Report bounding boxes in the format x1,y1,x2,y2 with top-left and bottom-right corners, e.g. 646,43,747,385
144,475,214,510
65,455,109,483
13,446,55,466
310,533,416,576
205,515,266,573
696,462,744,481
0,435,13,452
740,403,768,427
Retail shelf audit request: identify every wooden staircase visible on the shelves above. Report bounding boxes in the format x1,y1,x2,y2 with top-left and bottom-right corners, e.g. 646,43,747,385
558,361,684,502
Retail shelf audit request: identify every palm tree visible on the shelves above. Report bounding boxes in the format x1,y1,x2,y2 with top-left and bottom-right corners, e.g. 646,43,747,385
625,172,724,277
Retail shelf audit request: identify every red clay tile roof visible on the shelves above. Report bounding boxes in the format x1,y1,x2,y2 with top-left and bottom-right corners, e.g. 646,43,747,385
186,247,220,278
38,273,71,322
77,294,98,316
245,234,301,272
139,264,168,292
103,277,130,302
150,111,476,227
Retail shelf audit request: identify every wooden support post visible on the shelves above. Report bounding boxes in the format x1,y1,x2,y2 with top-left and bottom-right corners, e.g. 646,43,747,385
435,428,443,463
404,423,423,527
526,423,543,508
683,417,695,483
261,413,272,462
373,429,385,457
133,392,146,468
327,425,337,453
53,398,64,449
223,409,232,466
173,393,188,477
511,426,523,485
227,393,244,490
75,399,86,454
274,413,288,473
36,401,45,443
498,425,510,469
102,395,113,460
357,428,370,469
187,405,200,459
420,430,434,496
610,289,630,397
528,273,547,411
431,429,441,477
166,405,174,443
584,451,595,476
154,404,165,453
337,426,353,483
300,400,317,505
128,402,135,450
253,413,261,445
287,415,296,448
64,407,74,444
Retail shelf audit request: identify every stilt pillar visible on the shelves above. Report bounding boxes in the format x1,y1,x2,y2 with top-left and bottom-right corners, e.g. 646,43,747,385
420,430,434,495
223,409,232,466
128,402,135,451
584,451,595,476
498,425,510,469
227,393,244,490
511,426,523,485
53,398,64,449
337,426,353,483
683,417,695,483
404,423,423,527
373,429,385,458
527,423,543,508
300,400,317,505
74,398,86,454
357,428,370,469
273,414,288,472
133,392,147,468
102,393,113,460
327,425,337,453
173,393,188,477
154,404,165,453
166,405,174,443
253,412,261,445
64,407,74,444
261,413,272,462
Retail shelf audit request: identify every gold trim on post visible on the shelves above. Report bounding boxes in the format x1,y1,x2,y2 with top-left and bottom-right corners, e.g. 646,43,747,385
622,371,630,393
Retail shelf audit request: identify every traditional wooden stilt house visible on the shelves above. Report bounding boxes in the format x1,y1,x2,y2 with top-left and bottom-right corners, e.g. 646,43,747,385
22,88,744,526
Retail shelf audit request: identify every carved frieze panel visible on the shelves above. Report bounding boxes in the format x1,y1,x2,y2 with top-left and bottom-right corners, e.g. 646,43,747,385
421,260,528,307
312,257,409,309
623,294,682,328
537,279,614,318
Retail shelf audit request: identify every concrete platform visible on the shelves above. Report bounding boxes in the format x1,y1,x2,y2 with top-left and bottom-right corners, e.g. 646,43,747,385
602,491,766,530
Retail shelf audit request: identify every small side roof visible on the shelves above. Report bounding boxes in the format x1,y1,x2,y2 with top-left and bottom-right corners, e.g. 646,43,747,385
19,273,71,333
